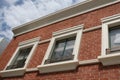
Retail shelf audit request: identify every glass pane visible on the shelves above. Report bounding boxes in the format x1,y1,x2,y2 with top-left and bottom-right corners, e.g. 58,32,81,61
50,36,76,63
16,46,32,60
64,49,73,57
24,46,32,58
109,26,120,48
66,37,75,49
64,37,75,57
51,40,65,59
56,40,66,49
52,51,63,59
17,49,26,60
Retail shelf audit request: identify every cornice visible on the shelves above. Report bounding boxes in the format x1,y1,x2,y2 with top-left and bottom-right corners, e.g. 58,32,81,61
12,0,120,37
101,13,120,23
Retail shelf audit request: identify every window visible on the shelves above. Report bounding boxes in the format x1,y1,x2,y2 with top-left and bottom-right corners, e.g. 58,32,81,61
45,36,76,64
0,37,40,77
106,26,120,54
6,46,33,70
98,13,120,66
37,24,83,73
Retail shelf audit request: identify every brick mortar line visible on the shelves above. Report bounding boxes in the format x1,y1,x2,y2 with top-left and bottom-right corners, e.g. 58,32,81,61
38,25,102,45
38,38,51,44
26,59,100,72
83,25,101,33
79,59,100,65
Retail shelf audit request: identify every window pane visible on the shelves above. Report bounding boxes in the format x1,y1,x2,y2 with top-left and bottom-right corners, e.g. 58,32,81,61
24,47,32,58
15,46,32,62
64,49,73,57
109,26,120,48
51,40,65,60
17,49,26,60
64,37,75,57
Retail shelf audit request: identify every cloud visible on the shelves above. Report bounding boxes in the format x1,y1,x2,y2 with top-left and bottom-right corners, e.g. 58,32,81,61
0,21,13,40
5,0,18,5
3,0,40,28
0,29,13,40
0,0,85,40
36,0,61,14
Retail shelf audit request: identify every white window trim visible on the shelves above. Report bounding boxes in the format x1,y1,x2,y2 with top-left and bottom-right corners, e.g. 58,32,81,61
0,37,40,77
37,24,83,73
98,13,120,66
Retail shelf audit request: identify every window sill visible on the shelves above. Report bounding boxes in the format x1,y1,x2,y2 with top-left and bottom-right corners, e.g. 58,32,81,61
37,60,79,73
98,53,120,66
0,68,25,77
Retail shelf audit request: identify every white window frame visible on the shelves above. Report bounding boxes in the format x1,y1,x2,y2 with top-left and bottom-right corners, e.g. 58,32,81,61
98,13,120,66
0,37,40,77
37,24,83,73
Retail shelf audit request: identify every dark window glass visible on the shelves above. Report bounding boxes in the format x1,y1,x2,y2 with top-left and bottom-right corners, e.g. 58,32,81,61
109,25,120,48
6,46,32,70
45,36,76,64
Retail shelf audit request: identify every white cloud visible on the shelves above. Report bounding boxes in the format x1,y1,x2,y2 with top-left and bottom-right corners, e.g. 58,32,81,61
5,0,18,5
0,0,85,40
3,0,41,28
3,0,85,28
38,0,62,13
0,30,13,40
55,0,73,8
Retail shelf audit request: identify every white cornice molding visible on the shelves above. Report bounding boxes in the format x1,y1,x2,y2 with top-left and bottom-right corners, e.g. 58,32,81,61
101,13,120,23
13,0,120,37
19,37,40,46
53,24,83,37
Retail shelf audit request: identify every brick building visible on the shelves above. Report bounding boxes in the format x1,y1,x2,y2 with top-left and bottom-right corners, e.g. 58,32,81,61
0,0,120,80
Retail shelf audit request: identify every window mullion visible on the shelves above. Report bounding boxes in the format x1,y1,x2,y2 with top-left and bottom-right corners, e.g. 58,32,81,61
61,39,67,60
23,48,27,59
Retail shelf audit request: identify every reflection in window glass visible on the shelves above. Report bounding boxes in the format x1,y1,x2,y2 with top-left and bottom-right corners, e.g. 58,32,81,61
50,36,76,63
109,26,120,48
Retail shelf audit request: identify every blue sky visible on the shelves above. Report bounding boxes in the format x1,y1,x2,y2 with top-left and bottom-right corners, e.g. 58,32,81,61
0,0,85,40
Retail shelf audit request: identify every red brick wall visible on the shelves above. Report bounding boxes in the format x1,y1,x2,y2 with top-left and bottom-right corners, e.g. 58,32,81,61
1,64,120,80
0,2,120,80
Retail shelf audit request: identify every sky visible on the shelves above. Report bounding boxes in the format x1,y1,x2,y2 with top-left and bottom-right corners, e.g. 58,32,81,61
0,0,85,41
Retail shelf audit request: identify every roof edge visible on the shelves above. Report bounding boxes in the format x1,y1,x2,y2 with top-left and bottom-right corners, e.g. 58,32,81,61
13,0,120,37
12,0,90,30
